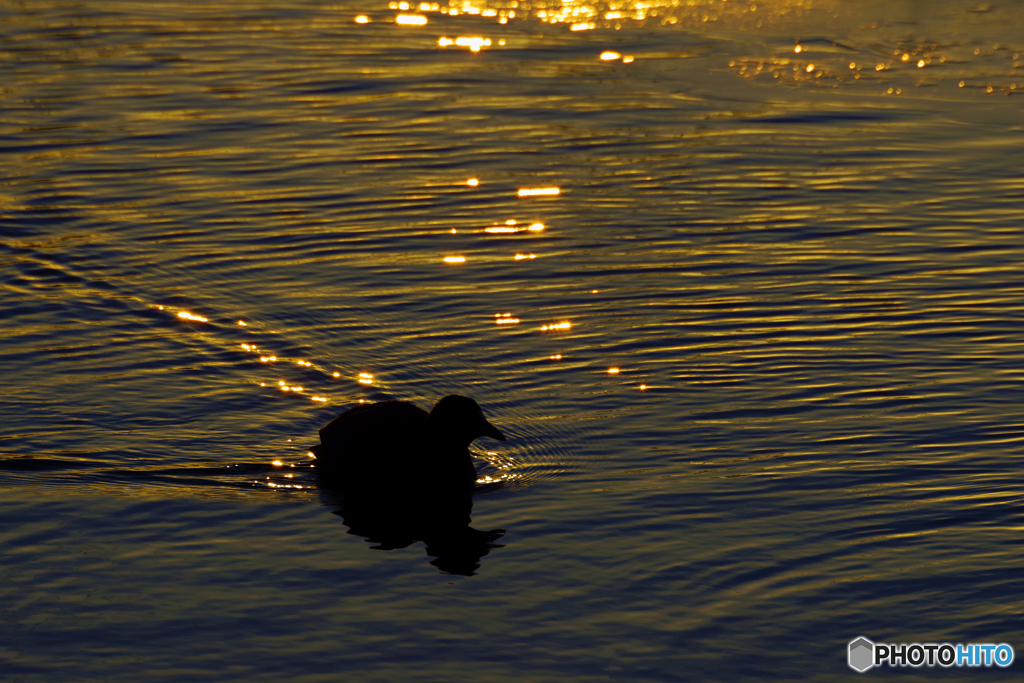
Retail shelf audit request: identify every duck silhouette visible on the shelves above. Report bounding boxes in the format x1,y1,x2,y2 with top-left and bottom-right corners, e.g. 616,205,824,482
311,395,507,490
312,395,509,573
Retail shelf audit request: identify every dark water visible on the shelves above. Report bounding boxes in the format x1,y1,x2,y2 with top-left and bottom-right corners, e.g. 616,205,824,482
3,0,1023,680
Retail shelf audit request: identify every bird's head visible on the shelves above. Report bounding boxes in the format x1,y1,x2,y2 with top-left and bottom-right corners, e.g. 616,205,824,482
426,395,507,447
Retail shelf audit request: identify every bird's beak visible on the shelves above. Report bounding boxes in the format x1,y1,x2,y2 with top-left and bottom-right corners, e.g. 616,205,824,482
480,419,507,441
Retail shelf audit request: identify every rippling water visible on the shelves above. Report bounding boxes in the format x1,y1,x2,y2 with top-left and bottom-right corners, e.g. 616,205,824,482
3,0,1023,680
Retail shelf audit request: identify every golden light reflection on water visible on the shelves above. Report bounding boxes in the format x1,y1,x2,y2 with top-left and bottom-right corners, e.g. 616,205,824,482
726,33,1021,95
483,220,544,234
518,187,560,197
57,0,1018,509
475,449,525,485
349,0,1013,97
439,36,493,51
395,14,428,25
166,307,385,408
232,314,391,406
4,6,1022,644
371,0,797,31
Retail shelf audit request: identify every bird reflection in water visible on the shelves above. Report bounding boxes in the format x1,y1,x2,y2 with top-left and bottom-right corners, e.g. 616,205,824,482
311,395,508,575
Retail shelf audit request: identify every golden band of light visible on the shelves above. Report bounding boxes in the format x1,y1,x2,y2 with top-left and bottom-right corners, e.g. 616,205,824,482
396,14,427,25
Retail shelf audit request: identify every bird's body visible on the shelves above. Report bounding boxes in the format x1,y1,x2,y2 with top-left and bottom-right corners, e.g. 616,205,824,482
312,395,506,491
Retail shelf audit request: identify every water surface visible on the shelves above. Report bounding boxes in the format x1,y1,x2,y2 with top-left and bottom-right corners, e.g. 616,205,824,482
2,0,1023,680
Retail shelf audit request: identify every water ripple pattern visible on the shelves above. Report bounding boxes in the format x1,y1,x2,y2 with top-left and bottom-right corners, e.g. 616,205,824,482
2,1,1024,679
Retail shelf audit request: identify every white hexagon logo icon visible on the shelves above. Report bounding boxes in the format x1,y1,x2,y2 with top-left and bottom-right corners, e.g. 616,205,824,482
848,636,874,672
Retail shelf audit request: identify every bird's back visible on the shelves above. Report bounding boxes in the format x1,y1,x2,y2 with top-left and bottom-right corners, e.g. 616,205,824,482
316,400,428,483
